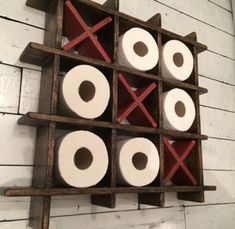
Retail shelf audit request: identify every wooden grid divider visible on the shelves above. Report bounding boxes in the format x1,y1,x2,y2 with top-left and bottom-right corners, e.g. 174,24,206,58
1,0,216,228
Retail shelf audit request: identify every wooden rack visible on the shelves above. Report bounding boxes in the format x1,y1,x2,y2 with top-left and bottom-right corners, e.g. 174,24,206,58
1,0,216,228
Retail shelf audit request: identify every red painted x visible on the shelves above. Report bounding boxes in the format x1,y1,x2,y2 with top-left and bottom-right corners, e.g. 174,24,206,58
117,73,158,127
164,137,197,186
63,0,112,62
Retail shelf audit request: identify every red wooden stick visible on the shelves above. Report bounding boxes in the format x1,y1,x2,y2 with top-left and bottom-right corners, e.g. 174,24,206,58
63,0,111,62
164,137,197,186
117,73,158,127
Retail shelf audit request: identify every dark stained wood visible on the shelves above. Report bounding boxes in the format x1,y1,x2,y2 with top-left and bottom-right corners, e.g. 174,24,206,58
3,185,216,197
147,13,161,27
177,40,205,202
28,0,64,229
18,112,208,140
19,43,208,94
26,0,52,11
185,32,197,41
103,0,119,10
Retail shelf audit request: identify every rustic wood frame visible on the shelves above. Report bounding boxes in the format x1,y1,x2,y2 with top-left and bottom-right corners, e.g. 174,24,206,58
1,0,216,228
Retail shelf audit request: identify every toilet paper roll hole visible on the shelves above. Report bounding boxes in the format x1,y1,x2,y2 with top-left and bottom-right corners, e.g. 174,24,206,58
74,147,93,170
173,52,184,67
78,80,96,102
133,41,148,57
132,152,148,170
175,101,186,117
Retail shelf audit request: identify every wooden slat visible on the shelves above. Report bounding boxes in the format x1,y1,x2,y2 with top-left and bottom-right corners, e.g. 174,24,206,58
201,106,235,140
3,185,216,197
19,42,208,94
26,0,52,11
17,112,208,140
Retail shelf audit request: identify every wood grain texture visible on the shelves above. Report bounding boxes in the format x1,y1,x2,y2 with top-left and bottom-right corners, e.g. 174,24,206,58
0,0,46,28
209,0,232,11
185,204,235,229
201,106,235,140
154,0,234,34
0,114,36,165
0,64,21,113
0,18,43,69
19,69,41,114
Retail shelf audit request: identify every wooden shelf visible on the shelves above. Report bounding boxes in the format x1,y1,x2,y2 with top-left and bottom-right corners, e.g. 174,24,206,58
20,42,208,94
18,112,208,140
2,0,215,228
3,185,216,197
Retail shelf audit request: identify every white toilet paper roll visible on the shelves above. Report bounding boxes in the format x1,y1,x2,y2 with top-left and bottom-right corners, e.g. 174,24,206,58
163,88,196,131
162,40,193,81
118,27,159,71
117,138,160,187
56,130,109,188
60,65,110,119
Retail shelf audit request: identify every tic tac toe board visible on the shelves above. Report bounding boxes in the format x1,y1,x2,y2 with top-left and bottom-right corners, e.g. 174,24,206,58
2,0,216,229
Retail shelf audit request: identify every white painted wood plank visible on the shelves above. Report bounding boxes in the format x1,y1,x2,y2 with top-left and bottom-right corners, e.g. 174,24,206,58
0,194,137,221
0,166,32,186
50,194,138,217
0,114,35,165
155,0,234,34
0,64,21,113
0,220,30,229
0,196,30,221
0,0,45,28
0,207,185,229
198,51,235,85
185,204,235,229
49,207,185,229
202,138,235,170
19,69,40,114
201,106,235,139
209,0,232,11
0,18,43,70
119,0,235,59
203,170,235,204
199,76,235,112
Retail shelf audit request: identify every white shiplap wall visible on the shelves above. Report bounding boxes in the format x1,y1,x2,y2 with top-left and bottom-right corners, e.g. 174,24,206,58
0,0,235,228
